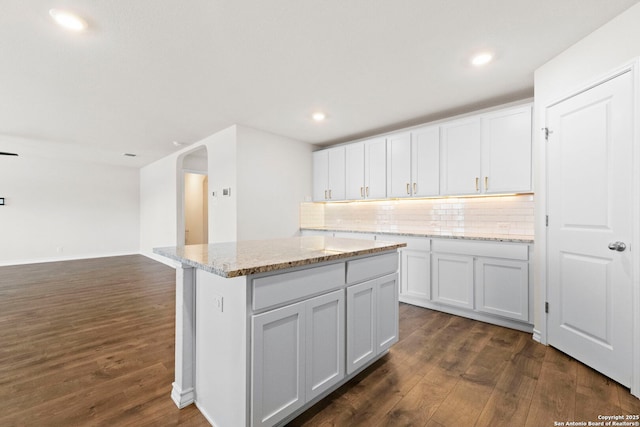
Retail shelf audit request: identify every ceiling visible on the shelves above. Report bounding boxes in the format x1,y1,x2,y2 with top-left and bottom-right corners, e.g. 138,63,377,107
1,0,638,167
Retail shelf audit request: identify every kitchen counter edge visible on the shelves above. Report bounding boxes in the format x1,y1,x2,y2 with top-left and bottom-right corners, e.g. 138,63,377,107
153,237,406,278
300,227,534,244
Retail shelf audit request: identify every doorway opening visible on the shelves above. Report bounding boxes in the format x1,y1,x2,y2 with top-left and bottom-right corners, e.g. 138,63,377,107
178,146,209,245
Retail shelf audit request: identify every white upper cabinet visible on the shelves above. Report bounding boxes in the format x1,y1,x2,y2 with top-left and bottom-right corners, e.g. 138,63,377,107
387,126,439,198
312,147,345,201
481,105,532,194
440,104,532,196
346,137,386,200
440,117,482,195
313,103,532,202
386,132,412,198
412,125,440,197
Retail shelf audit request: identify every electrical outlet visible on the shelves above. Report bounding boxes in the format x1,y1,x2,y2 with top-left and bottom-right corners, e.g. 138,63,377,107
56,247,64,253
213,294,224,312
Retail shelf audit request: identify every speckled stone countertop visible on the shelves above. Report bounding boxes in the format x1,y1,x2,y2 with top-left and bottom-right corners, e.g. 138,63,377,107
300,227,534,244
153,236,406,278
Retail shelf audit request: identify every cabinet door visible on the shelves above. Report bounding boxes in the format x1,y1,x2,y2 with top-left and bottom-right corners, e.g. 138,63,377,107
305,290,345,401
400,249,431,301
252,303,305,427
481,105,532,194
346,280,376,374
431,253,474,309
312,150,328,202
345,143,365,200
376,275,399,353
327,147,346,201
412,125,440,197
440,117,481,195
365,137,387,199
475,258,529,322
386,132,412,198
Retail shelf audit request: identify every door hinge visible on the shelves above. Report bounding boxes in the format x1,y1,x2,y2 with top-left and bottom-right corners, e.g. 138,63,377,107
545,215,549,227
545,302,549,313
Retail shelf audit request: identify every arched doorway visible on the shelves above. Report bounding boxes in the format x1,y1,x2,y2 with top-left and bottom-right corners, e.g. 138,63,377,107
177,146,208,245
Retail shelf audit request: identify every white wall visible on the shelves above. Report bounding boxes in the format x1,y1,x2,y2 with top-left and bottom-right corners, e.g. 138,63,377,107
533,2,640,340
236,125,313,240
0,155,139,265
139,124,313,260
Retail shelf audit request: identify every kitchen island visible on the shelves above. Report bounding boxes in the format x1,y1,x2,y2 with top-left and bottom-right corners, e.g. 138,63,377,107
154,236,406,427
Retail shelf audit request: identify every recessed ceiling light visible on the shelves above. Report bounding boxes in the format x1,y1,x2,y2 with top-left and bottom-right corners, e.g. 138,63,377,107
49,9,88,32
471,52,493,67
312,112,326,122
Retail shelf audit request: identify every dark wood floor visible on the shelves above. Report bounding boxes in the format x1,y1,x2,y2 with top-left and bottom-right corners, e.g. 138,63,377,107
1,255,638,426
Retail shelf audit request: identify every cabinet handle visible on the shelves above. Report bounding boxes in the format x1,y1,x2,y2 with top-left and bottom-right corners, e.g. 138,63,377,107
366,186,369,197
484,176,488,191
475,177,479,192
413,183,417,194
360,186,364,197
324,190,328,200
406,183,410,195
328,189,332,199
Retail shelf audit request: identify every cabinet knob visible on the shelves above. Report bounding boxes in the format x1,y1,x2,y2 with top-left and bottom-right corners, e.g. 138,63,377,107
360,187,364,197
366,187,369,197
406,183,410,195
485,176,488,191
328,189,332,199
475,177,479,192
324,190,328,200
413,183,417,194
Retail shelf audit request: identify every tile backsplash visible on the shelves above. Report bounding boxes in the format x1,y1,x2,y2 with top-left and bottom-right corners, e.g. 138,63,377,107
300,194,534,239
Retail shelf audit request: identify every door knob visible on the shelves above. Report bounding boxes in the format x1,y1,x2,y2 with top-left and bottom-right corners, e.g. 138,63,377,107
608,241,626,252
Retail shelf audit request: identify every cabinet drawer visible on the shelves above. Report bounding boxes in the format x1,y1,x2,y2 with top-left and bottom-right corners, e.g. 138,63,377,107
253,263,346,311
431,239,528,261
347,253,398,284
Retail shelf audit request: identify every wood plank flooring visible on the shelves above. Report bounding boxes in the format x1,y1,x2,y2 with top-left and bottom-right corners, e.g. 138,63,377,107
1,255,638,426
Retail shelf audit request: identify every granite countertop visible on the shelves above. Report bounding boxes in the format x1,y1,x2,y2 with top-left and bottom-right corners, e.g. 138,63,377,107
300,227,534,244
153,236,406,278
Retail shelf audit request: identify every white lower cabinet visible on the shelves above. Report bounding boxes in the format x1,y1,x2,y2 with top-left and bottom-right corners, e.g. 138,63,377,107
431,252,475,309
305,291,345,400
399,237,431,305
252,290,345,427
475,257,529,322
346,274,399,375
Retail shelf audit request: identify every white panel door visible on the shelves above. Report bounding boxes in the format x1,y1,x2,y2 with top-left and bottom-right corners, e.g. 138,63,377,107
376,275,399,353
432,253,474,309
440,117,481,195
365,137,387,199
400,249,430,301
386,132,412,198
346,280,376,374
547,70,633,387
327,147,346,201
252,303,305,427
475,258,528,322
312,150,328,202
481,105,532,194
345,143,365,200
412,125,440,197
305,290,345,401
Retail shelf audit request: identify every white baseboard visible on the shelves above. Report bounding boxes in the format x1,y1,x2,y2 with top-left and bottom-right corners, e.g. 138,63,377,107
171,382,195,409
532,328,543,344
0,251,139,267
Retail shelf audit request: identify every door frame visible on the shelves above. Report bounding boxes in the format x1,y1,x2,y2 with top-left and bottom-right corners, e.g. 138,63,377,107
537,59,640,397
176,146,209,246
